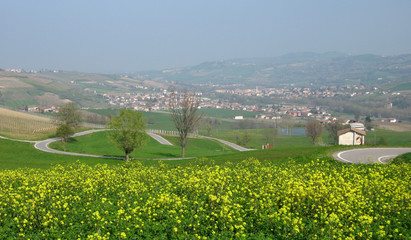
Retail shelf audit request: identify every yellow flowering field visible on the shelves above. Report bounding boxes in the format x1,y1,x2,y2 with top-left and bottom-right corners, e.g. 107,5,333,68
0,158,409,239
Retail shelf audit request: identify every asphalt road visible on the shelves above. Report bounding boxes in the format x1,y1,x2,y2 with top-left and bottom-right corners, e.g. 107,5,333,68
34,129,121,159
29,130,253,160
333,148,411,164
201,136,254,151
147,132,173,145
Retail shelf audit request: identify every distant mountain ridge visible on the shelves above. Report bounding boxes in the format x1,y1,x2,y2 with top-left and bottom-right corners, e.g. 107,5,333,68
135,52,411,87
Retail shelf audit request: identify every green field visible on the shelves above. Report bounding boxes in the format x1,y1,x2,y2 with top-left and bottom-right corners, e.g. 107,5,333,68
198,108,258,119
390,81,411,91
206,128,312,149
86,109,256,131
365,129,411,146
0,138,121,170
49,131,237,159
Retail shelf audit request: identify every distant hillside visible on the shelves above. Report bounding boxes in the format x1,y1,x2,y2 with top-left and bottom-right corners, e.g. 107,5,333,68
0,71,168,109
134,52,411,87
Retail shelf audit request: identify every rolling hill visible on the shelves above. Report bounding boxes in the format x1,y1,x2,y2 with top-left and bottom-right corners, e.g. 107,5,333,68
134,52,411,87
0,70,168,109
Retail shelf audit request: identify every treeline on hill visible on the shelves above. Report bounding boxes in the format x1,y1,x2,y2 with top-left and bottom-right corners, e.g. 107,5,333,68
212,91,411,121
135,53,411,87
311,95,411,121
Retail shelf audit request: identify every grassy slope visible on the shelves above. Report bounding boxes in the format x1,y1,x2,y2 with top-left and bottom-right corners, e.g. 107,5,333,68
205,128,312,149
49,131,237,159
0,138,121,170
365,129,411,146
0,107,56,140
198,108,258,118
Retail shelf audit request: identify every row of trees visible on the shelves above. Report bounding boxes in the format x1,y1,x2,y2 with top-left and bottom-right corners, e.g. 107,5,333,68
54,90,202,161
305,119,376,145
305,119,348,145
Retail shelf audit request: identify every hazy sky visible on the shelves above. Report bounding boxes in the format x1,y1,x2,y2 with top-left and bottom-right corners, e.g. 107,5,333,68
1,0,411,73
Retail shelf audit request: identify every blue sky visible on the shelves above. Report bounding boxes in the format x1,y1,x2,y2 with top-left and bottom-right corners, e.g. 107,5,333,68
1,0,410,73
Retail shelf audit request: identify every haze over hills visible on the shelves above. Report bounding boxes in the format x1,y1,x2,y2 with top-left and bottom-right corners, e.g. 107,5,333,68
0,71,167,109
134,52,411,88
1,52,411,110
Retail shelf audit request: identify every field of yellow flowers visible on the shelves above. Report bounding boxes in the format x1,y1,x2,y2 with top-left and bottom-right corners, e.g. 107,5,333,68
0,158,410,239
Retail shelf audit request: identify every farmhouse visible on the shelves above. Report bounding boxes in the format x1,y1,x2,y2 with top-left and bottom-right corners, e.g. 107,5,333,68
337,127,366,145
381,118,397,123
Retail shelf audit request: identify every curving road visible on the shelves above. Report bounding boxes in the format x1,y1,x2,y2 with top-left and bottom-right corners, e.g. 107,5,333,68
28,130,253,160
333,148,411,164
200,136,254,151
147,132,173,145
34,129,122,159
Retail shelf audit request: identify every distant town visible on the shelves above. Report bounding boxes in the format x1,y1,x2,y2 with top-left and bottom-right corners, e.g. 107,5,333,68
5,68,401,124
100,84,400,123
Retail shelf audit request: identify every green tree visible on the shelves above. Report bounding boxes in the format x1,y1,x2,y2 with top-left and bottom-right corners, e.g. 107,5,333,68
242,132,251,147
305,119,324,144
107,110,148,162
364,116,373,130
204,122,213,135
56,124,74,152
326,121,346,145
54,102,82,128
378,136,388,145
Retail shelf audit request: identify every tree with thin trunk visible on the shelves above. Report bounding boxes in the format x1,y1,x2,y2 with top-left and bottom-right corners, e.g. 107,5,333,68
326,121,345,145
263,128,278,145
305,119,324,144
56,124,74,152
54,102,82,129
107,110,148,163
242,132,251,147
169,90,203,157
54,102,81,150
204,122,213,135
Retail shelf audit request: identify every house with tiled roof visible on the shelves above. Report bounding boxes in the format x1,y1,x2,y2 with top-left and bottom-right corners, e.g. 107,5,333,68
337,127,366,145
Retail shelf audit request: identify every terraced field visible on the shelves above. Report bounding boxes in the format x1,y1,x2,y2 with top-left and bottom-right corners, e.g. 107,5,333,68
0,107,56,140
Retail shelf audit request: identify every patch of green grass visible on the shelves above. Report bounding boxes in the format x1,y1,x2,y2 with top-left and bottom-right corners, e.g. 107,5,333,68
198,108,258,119
206,128,312,149
86,109,119,117
49,131,237,159
390,82,411,91
209,145,327,165
365,129,411,146
86,110,178,131
0,138,121,170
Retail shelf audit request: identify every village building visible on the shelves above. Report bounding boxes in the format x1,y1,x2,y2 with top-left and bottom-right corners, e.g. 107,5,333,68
381,118,397,123
337,127,366,145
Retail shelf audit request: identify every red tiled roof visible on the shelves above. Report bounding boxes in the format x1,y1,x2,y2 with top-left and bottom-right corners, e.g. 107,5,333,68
337,127,366,136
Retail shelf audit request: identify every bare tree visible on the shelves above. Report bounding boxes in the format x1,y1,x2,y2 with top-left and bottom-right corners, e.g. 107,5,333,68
169,90,203,157
263,128,278,145
305,119,324,144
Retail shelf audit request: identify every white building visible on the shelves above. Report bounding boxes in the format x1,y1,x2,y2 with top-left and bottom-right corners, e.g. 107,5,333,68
337,127,366,145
